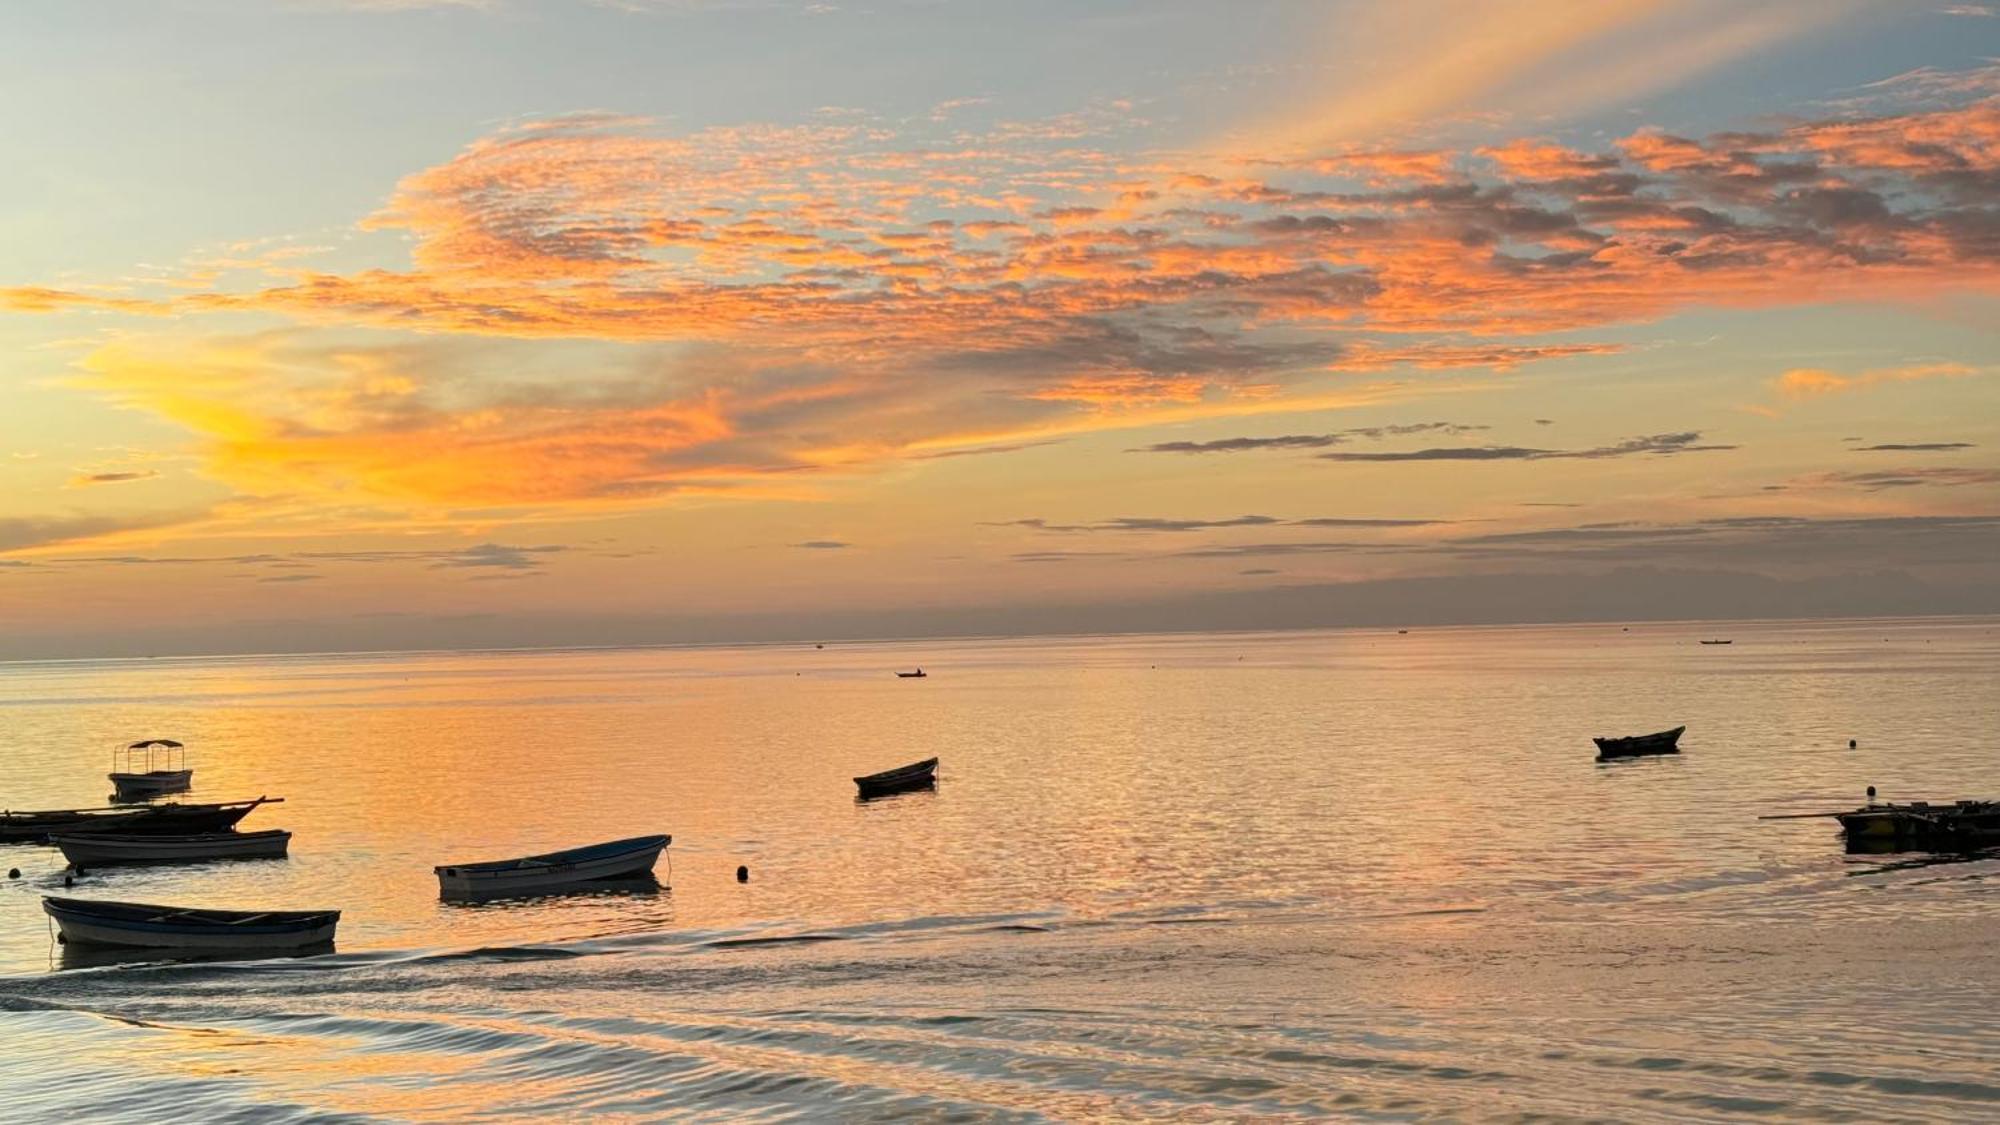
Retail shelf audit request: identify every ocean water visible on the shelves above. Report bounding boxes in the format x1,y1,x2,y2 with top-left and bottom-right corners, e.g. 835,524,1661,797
0,618,1996,1120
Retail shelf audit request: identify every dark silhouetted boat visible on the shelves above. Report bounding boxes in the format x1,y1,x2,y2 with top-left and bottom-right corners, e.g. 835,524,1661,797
0,797,281,843
854,757,938,798
53,829,291,868
43,896,338,951
435,834,670,899
1699,639,1733,645
1593,725,1685,760
1836,800,2000,849
896,668,927,678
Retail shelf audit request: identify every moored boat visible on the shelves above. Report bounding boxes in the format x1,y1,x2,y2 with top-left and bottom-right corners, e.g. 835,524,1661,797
854,756,938,798
1835,800,2000,849
896,668,927,678
1592,725,1686,759
42,896,338,951
0,797,281,844
52,829,292,868
109,738,193,799
434,834,671,898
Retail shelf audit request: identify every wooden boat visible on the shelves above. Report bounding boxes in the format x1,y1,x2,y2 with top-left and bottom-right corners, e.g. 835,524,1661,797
52,829,291,868
1592,725,1685,759
434,834,670,898
1835,800,2000,848
1699,639,1733,645
896,668,927,678
109,738,192,799
854,756,938,798
42,896,338,951
0,797,281,844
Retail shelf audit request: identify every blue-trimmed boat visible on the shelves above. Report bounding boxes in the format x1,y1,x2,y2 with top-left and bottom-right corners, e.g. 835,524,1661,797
42,896,338,951
434,834,670,898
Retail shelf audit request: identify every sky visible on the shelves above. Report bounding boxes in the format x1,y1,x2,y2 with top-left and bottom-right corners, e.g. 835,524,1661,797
2,0,1999,657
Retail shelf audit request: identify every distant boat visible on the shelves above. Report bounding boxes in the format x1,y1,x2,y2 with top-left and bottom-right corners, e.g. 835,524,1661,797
434,834,670,899
52,829,291,868
109,738,192,799
0,797,281,844
855,756,938,799
1593,725,1686,759
896,669,927,678
42,896,338,951
1699,639,1733,645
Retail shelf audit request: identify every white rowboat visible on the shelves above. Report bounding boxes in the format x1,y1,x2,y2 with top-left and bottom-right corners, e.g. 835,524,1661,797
53,829,291,867
434,834,670,898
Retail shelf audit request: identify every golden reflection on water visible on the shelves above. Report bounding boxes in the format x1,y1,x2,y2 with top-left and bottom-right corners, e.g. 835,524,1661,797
0,621,1998,1117
1,619,1997,972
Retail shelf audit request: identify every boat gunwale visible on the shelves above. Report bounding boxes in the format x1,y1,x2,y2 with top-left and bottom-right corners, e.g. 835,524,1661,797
853,757,939,787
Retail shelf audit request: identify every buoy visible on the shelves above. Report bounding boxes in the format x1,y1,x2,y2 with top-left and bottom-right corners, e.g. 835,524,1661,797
5,868,17,880
1867,785,1877,801
736,865,750,883
63,874,73,888
1848,739,1857,749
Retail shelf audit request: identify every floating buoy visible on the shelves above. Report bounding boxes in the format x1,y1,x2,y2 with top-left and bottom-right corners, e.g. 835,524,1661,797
1867,785,1877,800
63,874,73,888
736,865,750,883
5,868,16,880
1848,739,1857,749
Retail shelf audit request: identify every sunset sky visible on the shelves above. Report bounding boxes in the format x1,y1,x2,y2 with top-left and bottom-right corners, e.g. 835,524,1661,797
4,0,1998,657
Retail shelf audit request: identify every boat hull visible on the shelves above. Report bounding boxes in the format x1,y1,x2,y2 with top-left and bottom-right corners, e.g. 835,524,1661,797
1593,726,1686,759
0,800,266,843
109,769,193,798
42,897,338,951
855,757,939,798
435,835,669,898
53,829,291,867
1836,802,2000,849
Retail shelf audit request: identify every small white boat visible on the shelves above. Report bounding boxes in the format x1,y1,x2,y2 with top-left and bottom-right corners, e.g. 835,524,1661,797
43,896,338,951
110,738,193,799
434,834,670,899
53,829,291,868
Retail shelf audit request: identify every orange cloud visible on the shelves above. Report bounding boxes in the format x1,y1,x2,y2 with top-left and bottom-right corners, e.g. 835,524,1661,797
10,75,2000,521
1774,362,1979,398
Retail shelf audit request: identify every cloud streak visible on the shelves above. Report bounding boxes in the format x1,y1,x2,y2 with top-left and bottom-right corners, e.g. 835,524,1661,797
1319,432,1736,462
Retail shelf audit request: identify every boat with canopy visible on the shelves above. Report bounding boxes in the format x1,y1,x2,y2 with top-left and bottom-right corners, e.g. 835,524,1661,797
110,738,193,799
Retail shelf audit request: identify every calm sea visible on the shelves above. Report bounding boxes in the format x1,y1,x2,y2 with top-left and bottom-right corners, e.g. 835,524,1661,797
0,619,1996,1120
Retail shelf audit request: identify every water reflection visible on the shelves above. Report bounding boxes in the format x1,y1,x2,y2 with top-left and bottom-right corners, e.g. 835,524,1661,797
54,940,336,972
439,874,666,906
